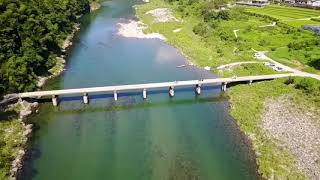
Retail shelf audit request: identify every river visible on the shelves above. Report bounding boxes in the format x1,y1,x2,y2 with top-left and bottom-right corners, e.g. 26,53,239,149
21,0,260,179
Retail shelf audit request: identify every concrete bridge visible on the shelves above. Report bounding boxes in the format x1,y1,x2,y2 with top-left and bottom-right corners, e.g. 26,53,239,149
18,73,301,106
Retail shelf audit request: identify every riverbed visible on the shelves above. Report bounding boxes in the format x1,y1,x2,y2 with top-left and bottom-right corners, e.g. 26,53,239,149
20,0,260,179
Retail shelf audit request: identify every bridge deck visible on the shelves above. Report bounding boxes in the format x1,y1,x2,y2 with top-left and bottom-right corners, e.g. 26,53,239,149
18,73,299,98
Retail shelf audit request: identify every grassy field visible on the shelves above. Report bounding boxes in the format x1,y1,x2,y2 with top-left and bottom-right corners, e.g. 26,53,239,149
136,0,263,68
221,63,282,77
246,5,320,27
0,110,25,179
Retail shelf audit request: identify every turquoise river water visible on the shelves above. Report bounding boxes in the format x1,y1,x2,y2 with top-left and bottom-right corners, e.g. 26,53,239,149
21,0,260,179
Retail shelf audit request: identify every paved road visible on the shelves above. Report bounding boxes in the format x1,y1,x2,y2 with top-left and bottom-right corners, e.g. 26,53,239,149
252,49,320,80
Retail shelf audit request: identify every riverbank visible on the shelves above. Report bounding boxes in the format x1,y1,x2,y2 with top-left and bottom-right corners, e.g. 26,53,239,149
0,2,102,179
228,77,320,179
135,0,320,179
0,23,80,180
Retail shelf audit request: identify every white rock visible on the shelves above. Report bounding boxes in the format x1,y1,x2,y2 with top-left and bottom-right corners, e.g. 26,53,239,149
173,28,182,33
19,110,32,119
204,66,211,71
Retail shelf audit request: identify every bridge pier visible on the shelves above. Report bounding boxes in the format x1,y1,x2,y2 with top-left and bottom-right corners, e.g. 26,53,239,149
169,86,174,97
52,95,59,106
83,93,89,104
195,84,201,95
221,82,227,92
142,89,147,99
114,91,118,101
249,80,253,85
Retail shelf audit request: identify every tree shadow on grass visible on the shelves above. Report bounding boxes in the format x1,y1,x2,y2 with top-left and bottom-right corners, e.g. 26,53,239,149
308,58,320,70
0,110,18,121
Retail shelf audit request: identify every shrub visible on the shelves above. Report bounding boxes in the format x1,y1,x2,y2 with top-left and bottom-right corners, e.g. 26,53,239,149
311,18,320,22
219,31,229,41
294,78,320,95
203,10,217,22
217,10,230,20
193,23,210,36
284,77,295,85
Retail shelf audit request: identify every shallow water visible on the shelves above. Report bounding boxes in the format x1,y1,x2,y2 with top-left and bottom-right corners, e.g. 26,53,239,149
21,0,260,179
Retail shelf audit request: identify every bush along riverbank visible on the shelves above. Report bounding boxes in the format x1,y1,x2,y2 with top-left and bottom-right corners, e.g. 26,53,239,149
136,0,320,178
0,1,102,179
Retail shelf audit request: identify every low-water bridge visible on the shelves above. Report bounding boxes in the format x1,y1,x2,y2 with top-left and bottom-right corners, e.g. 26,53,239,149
18,73,301,106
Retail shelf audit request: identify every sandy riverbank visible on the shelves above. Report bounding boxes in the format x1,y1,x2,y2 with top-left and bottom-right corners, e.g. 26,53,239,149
146,8,179,23
117,19,166,40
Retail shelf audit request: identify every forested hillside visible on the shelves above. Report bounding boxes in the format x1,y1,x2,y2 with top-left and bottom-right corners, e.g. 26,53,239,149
0,0,90,95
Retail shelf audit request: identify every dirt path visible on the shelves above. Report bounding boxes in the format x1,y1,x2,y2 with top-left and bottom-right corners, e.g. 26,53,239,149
259,22,276,27
217,61,262,70
233,29,240,38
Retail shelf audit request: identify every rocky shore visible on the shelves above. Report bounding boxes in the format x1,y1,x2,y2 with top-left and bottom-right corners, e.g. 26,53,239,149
90,1,101,12
8,100,37,178
263,96,320,179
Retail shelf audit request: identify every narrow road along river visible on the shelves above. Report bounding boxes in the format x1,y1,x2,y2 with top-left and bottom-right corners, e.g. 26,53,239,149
21,0,260,179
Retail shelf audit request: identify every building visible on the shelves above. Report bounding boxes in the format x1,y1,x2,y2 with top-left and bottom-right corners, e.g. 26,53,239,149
236,0,270,7
312,0,320,6
295,0,312,5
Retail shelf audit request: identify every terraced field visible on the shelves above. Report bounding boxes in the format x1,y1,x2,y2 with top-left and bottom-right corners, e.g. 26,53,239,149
246,5,320,27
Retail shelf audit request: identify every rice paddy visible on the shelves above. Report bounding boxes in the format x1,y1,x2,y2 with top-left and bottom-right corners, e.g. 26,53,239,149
246,5,320,27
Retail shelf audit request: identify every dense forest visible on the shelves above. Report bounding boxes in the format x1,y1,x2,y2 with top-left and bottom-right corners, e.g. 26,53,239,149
0,0,90,95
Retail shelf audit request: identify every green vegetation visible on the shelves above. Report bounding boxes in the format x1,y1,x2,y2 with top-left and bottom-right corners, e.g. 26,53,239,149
228,77,320,179
0,0,98,178
246,5,320,28
245,5,320,30
136,0,320,76
0,0,91,95
221,63,281,77
137,0,320,178
0,110,24,179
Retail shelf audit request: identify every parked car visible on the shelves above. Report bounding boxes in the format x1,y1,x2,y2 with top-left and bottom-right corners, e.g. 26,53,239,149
273,66,284,72
264,62,275,67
